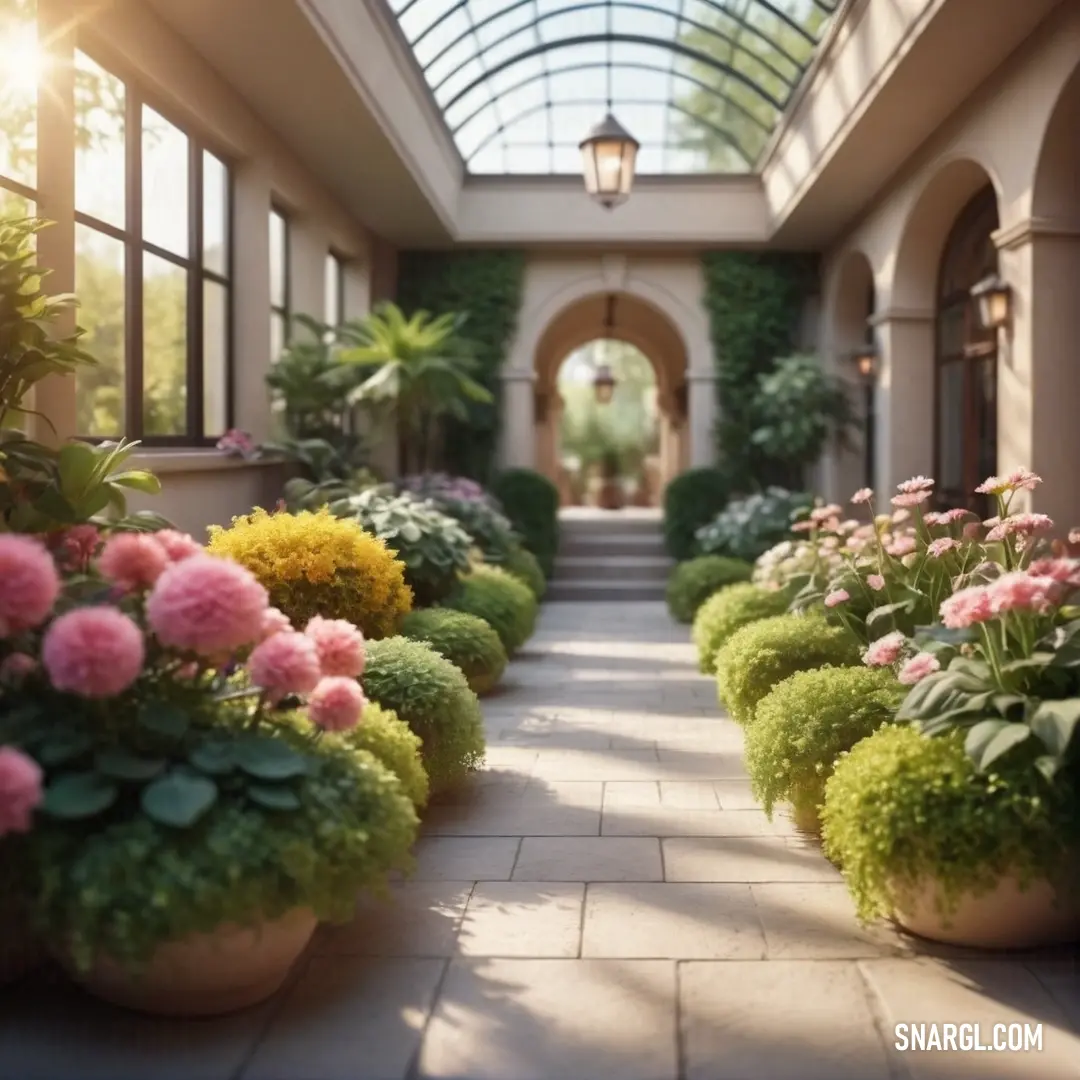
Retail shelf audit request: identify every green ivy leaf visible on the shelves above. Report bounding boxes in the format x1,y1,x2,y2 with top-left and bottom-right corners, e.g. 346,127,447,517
138,703,189,738
39,728,94,766
188,742,237,775
1029,699,1080,758
247,784,302,810
233,735,309,780
41,771,119,819
141,772,218,827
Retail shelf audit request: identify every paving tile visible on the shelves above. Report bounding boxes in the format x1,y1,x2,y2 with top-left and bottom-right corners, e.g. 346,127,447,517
315,882,472,957
418,959,677,1080
412,837,521,881
861,957,1080,1078
659,781,721,809
532,749,664,782
680,959,892,1080
654,749,749,780
603,806,779,837
458,883,584,957
243,957,445,1080
513,837,663,881
662,836,843,882
1027,957,1080,1032
712,781,759,811
582,883,765,959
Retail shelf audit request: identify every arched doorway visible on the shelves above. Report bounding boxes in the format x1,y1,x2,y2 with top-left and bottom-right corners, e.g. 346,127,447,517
934,185,999,510
533,291,688,505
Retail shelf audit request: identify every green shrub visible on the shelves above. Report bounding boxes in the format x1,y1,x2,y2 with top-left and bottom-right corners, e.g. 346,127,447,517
362,637,486,794
821,726,1080,922
696,487,813,563
715,613,861,725
746,667,904,821
434,497,518,563
663,468,729,561
502,544,546,599
445,563,538,655
692,582,793,673
492,469,559,579
401,607,508,696
666,555,753,623
342,701,430,811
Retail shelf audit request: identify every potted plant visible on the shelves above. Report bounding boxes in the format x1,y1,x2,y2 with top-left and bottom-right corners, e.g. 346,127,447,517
0,529,418,1014
596,449,624,510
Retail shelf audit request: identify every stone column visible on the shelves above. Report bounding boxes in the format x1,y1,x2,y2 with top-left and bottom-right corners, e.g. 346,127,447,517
686,369,716,468
497,368,536,470
868,307,935,493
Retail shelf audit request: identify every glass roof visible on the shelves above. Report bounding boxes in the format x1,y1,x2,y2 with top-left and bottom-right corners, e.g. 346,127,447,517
386,0,839,174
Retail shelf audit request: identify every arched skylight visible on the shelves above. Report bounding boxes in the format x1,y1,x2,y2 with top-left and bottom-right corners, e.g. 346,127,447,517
386,0,838,174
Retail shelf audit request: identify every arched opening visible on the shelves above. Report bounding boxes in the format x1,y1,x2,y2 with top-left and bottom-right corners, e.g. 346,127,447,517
556,339,660,508
533,291,689,506
934,184,999,510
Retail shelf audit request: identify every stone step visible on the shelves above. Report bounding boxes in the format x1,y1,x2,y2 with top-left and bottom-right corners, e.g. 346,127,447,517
559,533,668,558
554,555,672,582
558,516,663,538
546,579,668,602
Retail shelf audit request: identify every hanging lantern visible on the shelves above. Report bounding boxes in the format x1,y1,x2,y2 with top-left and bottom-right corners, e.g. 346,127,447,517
593,363,616,404
579,113,639,210
970,273,1012,330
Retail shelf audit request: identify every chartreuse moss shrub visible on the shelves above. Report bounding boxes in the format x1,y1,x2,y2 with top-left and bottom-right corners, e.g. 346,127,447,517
745,667,904,824
26,734,417,971
691,582,792,673
663,468,729,562
342,701,429,811
446,563,537,655
666,555,753,624
821,726,1080,923
502,544,546,600
207,507,412,639
715,613,861,726
361,636,485,793
492,469,559,579
401,607,508,696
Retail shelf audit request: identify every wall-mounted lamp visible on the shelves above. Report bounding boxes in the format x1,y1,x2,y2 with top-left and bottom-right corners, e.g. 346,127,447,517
970,273,1012,331
849,345,878,382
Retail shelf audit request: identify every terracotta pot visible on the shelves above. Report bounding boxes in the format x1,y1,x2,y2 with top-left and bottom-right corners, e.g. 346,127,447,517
893,874,1080,949
62,907,317,1016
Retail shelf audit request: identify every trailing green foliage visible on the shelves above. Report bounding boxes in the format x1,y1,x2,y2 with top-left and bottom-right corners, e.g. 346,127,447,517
341,701,429,811
746,666,904,821
361,636,486,794
715,613,861,725
396,251,525,482
492,469,559,579
401,607,508,697
821,725,1080,922
700,252,818,490
696,487,813,563
692,582,793,674
445,563,538,655
502,544,546,600
666,555,753,624
435,496,518,564
663,469,729,561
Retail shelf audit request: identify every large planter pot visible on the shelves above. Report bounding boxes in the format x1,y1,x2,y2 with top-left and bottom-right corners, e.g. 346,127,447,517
61,907,317,1016
893,874,1080,949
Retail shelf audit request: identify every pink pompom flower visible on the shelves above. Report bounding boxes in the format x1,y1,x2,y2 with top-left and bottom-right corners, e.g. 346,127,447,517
986,572,1059,616
898,652,941,685
308,676,365,732
155,529,203,562
940,586,994,629
0,652,37,686
897,476,934,494
863,631,906,667
305,616,365,678
824,589,850,608
867,574,885,591
46,524,101,572
260,607,293,641
1004,467,1042,492
975,475,1009,496
928,537,960,558
97,533,169,592
0,535,60,638
886,536,917,557
851,488,874,505
248,631,321,703
42,606,145,698
891,490,931,508
0,747,42,836
985,514,1053,543
147,555,268,657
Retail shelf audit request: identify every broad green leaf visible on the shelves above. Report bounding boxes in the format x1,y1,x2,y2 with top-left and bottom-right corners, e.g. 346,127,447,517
1030,699,1080,757
41,771,119,819
246,784,302,811
949,658,992,683
141,772,218,827
39,728,94,766
234,735,308,780
138,703,190,738
95,748,166,781
188,741,237,775
56,441,99,500
108,470,162,494
1034,755,1062,783
972,721,1031,771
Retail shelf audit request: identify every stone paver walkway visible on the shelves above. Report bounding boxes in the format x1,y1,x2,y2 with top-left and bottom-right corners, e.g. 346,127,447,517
4,602,1079,1080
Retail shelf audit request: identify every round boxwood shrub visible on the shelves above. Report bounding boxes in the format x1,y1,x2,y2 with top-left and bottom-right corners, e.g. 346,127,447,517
821,725,1080,923
746,667,904,824
715,613,861,726
361,636,486,794
501,544,546,599
692,582,792,673
342,701,430,811
401,607,508,696
492,469,559,579
666,555,753,623
663,468,729,562
445,563,537,655
207,507,412,639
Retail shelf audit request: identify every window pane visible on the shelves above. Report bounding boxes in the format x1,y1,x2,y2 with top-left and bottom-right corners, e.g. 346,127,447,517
0,0,37,189
270,210,287,309
75,225,125,436
271,310,286,364
142,106,188,257
203,151,228,276
974,356,997,485
203,278,229,436
74,50,125,227
324,254,341,327
937,360,965,499
143,251,188,435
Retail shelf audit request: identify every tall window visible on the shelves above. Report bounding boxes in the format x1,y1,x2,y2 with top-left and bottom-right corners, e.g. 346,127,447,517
0,0,38,220
269,208,289,361
324,251,345,330
73,49,233,442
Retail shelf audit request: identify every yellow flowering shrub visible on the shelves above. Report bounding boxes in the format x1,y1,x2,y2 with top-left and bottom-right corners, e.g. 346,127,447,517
207,507,412,639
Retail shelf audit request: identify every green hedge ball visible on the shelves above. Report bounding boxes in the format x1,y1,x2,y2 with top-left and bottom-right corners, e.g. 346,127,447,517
401,607,508,697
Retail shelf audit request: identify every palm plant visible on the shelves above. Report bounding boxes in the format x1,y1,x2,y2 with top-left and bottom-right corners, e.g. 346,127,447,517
338,303,493,474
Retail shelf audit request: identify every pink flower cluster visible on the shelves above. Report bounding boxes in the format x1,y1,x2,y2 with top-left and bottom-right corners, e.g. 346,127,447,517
216,429,257,458
0,746,42,837
0,535,60,638
940,569,1069,628
898,652,940,685
863,631,906,668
